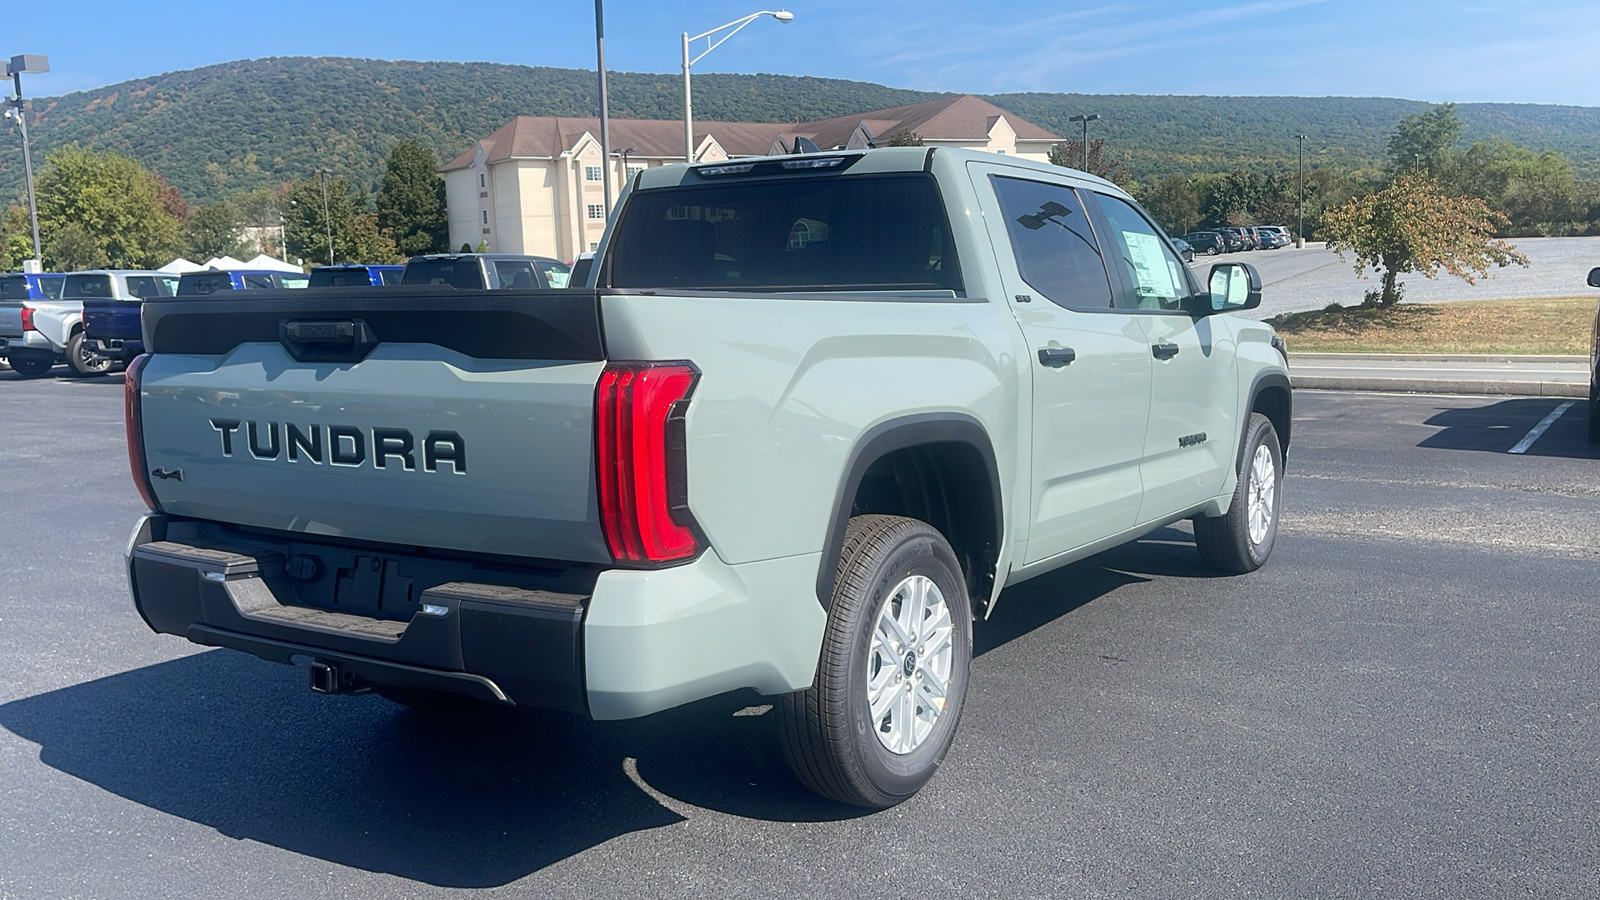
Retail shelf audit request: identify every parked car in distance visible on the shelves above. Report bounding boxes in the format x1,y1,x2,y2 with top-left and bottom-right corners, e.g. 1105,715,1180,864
0,270,177,377
0,272,65,300
308,264,404,287
1171,237,1195,263
1259,225,1293,246
1585,266,1600,444
82,272,182,366
177,269,311,296
1183,232,1226,256
401,253,572,290
1256,231,1283,250
1217,228,1248,252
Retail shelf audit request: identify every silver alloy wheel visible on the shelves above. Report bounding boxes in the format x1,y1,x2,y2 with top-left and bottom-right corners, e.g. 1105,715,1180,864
1246,443,1277,545
866,574,955,755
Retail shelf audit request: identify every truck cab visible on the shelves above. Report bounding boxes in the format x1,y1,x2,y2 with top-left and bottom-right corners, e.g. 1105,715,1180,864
177,269,311,296
2,270,175,377
401,253,572,290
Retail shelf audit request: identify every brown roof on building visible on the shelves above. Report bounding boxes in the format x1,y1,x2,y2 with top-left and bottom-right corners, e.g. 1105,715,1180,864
442,95,1060,171
442,116,790,170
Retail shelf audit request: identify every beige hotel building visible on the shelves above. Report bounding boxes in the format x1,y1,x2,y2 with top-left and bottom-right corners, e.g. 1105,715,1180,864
441,94,1061,262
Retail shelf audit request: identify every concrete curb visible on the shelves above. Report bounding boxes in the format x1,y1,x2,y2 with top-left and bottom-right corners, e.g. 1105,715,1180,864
1293,352,1589,364
1292,375,1587,398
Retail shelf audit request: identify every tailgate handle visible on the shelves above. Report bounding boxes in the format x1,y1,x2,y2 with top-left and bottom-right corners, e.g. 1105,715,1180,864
280,319,377,363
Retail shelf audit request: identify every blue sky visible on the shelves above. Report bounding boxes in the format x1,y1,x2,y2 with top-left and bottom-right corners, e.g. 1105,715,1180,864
9,0,1600,106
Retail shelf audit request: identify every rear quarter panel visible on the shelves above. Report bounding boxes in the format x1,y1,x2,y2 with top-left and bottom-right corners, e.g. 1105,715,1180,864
601,292,1024,572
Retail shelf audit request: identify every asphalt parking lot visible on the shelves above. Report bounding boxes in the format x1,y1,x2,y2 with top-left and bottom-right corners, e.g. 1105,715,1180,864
1,372,1596,899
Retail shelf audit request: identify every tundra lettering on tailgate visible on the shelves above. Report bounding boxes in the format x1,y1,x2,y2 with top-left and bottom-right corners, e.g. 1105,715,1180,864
208,418,467,473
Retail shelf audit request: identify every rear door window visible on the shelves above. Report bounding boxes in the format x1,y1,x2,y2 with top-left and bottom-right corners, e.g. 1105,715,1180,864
493,260,539,289
278,275,309,289
536,260,571,289
989,175,1113,311
126,276,177,299
242,274,275,290
607,173,962,292
63,274,114,299
378,269,402,285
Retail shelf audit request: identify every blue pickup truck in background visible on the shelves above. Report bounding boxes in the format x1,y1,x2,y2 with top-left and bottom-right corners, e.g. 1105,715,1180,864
83,269,310,366
0,272,66,301
308,264,403,287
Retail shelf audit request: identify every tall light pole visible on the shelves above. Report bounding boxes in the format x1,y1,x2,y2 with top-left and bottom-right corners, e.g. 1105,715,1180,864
6,55,48,272
1296,134,1307,248
317,168,335,263
1068,113,1099,171
595,0,613,209
682,10,794,162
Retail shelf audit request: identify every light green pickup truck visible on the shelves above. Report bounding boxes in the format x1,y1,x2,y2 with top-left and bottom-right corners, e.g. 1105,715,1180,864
123,148,1290,808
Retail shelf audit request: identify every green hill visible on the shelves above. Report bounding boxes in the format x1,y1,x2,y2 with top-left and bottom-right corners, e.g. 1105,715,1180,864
5,57,1600,207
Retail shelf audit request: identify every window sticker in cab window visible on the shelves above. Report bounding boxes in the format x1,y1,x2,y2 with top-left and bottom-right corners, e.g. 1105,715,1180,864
1121,230,1181,304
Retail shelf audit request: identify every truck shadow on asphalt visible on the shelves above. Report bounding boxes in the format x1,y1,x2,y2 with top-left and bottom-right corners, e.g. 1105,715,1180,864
0,531,1206,888
0,369,125,385
1420,398,1600,459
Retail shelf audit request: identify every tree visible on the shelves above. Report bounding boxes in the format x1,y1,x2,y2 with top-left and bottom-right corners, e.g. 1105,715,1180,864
1135,174,1201,235
1321,172,1528,307
1199,170,1269,229
1388,103,1462,175
233,187,288,257
47,223,111,271
184,201,251,260
375,139,448,257
285,175,398,265
35,146,182,269
0,205,35,270
1049,139,1125,185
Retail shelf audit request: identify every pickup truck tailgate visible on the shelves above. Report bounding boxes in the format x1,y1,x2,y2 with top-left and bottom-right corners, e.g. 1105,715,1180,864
83,298,141,341
136,290,612,562
0,301,23,339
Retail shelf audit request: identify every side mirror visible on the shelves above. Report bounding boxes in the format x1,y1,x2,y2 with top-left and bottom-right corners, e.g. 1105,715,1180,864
1206,262,1262,312
1587,266,1600,289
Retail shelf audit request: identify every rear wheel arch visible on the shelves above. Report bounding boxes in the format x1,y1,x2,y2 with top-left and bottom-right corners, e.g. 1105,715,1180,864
816,414,1003,615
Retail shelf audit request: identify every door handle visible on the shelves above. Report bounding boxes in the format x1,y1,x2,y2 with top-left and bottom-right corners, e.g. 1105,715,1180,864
1037,346,1076,368
1151,342,1180,360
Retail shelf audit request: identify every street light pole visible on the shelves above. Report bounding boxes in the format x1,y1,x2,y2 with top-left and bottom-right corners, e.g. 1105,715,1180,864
6,54,49,272
1068,113,1099,171
595,0,613,209
613,146,636,189
317,169,334,263
1296,134,1307,248
682,10,794,161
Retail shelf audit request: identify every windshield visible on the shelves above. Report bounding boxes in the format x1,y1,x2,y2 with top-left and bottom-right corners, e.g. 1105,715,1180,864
606,173,962,292
63,274,114,299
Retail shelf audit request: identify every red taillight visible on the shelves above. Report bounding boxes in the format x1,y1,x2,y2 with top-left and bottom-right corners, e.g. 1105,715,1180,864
20,306,35,331
124,354,161,511
595,362,700,563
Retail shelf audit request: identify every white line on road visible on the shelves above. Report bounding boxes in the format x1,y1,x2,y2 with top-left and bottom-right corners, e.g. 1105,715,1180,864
1508,401,1575,454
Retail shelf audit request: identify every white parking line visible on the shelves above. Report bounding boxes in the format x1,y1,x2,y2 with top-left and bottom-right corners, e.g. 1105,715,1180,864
1508,401,1575,454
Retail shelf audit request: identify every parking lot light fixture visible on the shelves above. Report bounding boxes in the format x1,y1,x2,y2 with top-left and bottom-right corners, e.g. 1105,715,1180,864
1296,134,1307,248
317,168,334,264
6,54,49,271
682,10,794,161
1068,113,1100,171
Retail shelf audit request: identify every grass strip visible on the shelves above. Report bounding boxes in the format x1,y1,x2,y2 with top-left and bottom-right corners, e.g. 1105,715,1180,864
1265,296,1596,355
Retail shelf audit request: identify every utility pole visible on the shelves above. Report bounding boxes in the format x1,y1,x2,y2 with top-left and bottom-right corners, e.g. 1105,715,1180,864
1296,134,1307,248
1069,113,1099,172
6,55,48,272
318,169,335,263
595,0,612,209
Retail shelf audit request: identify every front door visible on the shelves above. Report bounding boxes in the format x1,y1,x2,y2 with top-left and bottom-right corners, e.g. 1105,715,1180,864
971,164,1154,565
1085,192,1240,522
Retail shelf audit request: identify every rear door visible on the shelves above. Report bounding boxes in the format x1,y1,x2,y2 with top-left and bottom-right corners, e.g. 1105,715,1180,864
1084,191,1239,521
970,163,1153,564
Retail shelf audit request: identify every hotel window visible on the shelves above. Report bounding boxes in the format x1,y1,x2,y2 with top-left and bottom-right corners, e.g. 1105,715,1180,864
481,210,488,225
479,173,486,188
587,204,605,220
585,165,603,182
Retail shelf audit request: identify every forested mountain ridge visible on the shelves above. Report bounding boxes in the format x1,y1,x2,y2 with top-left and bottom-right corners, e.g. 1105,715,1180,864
5,56,1600,206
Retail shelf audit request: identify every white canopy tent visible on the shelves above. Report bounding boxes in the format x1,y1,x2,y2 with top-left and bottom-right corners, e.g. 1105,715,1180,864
158,257,205,273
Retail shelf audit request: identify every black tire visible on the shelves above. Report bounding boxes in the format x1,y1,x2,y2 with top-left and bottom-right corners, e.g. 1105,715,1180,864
1206,246,1220,256
779,514,973,808
6,353,53,377
1195,413,1283,574
66,332,113,377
